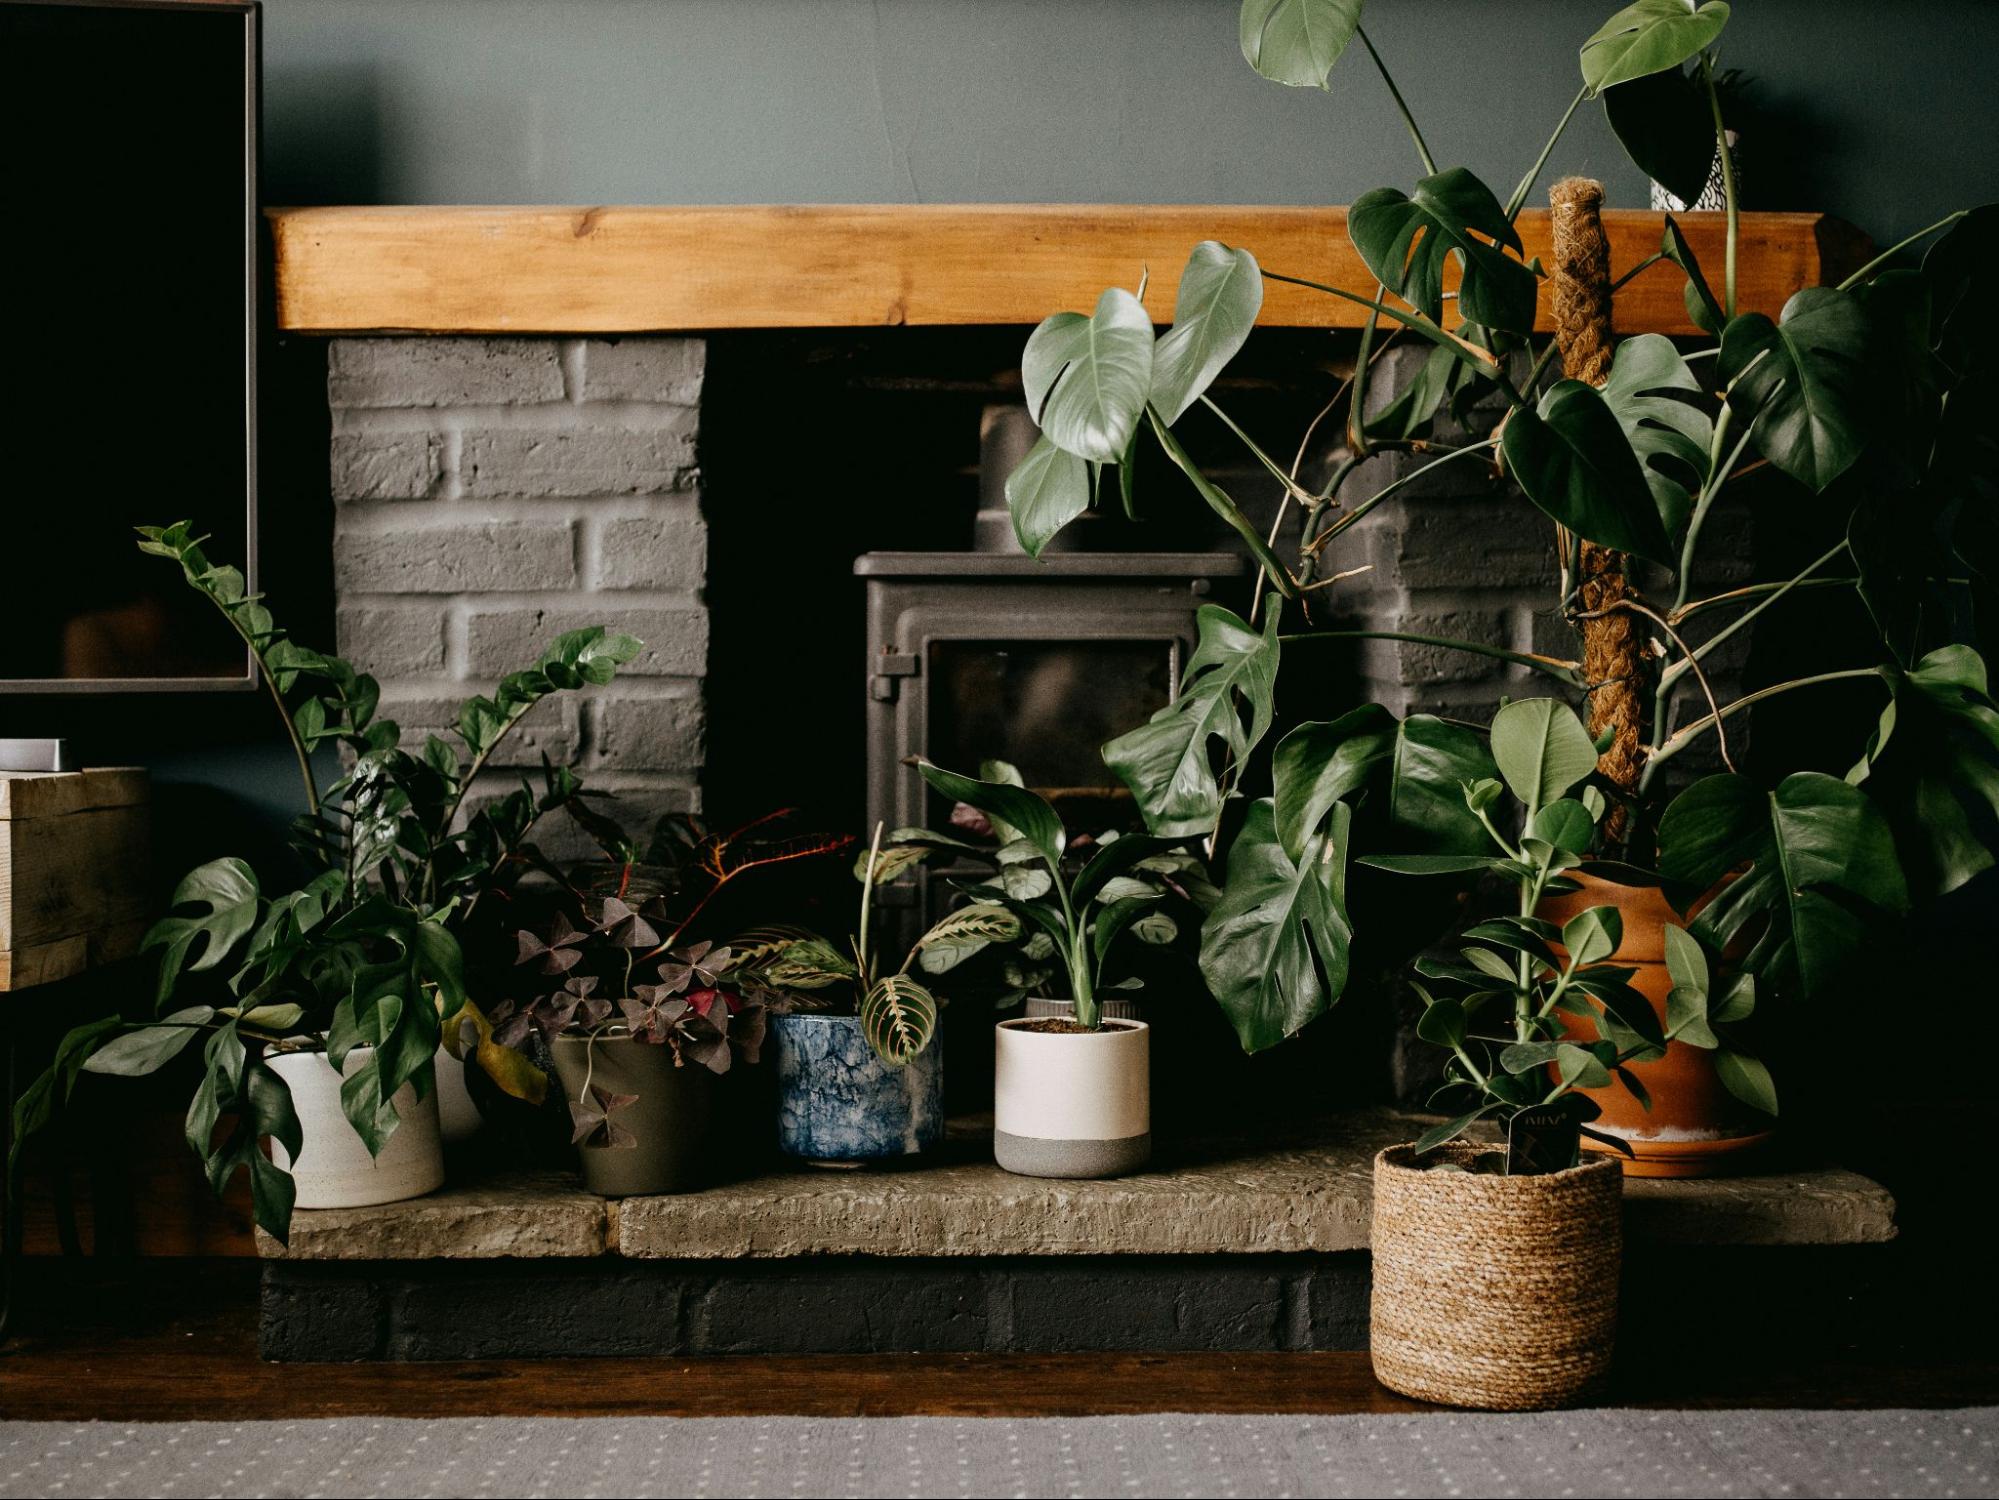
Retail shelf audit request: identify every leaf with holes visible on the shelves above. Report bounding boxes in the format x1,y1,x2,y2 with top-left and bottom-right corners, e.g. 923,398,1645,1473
1103,603,1279,838
1600,333,1713,538
1273,706,1495,863
1502,379,1674,562
1719,289,1872,492
1349,168,1537,334
142,858,262,1005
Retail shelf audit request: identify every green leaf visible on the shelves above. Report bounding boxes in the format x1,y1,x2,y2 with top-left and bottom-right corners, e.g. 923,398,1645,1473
1490,699,1599,809
1350,168,1537,334
1273,706,1494,863
141,858,263,1005
1500,1040,1562,1074
1238,0,1364,87
1715,1048,1778,1115
1556,1042,1614,1090
1666,985,1719,1048
1603,66,1718,206
1719,289,1872,492
1414,1105,1499,1155
1662,216,1726,333
1658,771,1909,997
860,974,939,1067
81,1009,214,1077
1599,333,1713,538
1501,379,1674,562
915,760,1065,872
1580,0,1731,96
1150,241,1263,424
1004,434,1093,558
765,936,859,988
1529,798,1596,855
1198,799,1352,1053
1461,946,1518,983
1711,971,1756,1024
914,904,1022,975
1034,286,1156,463
1847,645,1999,900
1562,907,1623,967
1662,923,1710,999
1415,995,1467,1048
1359,853,1515,876
1073,833,1182,909
1103,603,1279,838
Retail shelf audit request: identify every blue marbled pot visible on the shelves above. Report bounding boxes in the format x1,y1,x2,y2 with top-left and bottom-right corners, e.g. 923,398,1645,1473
773,1013,944,1163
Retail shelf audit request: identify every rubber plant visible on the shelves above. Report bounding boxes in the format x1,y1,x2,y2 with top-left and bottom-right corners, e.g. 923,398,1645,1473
1004,0,1999,1161
8,522,642,1237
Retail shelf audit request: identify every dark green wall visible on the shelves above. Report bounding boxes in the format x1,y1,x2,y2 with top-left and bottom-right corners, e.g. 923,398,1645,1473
262,0,1997,244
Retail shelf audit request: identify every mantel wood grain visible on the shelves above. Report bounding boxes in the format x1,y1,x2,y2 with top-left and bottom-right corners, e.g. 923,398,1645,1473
269,204,1858,336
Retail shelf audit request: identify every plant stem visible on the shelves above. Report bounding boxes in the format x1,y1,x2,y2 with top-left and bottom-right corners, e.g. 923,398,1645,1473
1504,85,1588,221
1260,270,1509,383
1308,441,1500,547
1646,668,1885,773
1701,53,1739,319
1672,574,1855,623
1672,410,1755,612
1286,628,1584,688
1198,396,1315,503
1148,409,1300,596
1609,252,1667,294
1837,210,1967,291
1357,27,1437,176
1662,539,1851,688
856,822,883,986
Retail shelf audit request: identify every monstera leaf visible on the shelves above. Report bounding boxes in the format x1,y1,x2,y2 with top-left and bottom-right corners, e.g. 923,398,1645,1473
1272,706,1493,862
1199,799,1353,1053
1150,241,1264,424
1501,378,1674,562
1657,771,1909,998
1581,0,1731,95
1022,286,1154,463
1719,288,1872,493
1102,603,1279,838
142,858,262,1005
1848,645,1999,900
1005,434,1092,557
1238,0,1365,87
1349,168,1538,334
1662,216,1725,334
1599,333,1713,537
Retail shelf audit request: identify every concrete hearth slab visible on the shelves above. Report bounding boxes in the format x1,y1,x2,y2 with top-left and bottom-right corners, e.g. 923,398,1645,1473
260,1109,1895,1262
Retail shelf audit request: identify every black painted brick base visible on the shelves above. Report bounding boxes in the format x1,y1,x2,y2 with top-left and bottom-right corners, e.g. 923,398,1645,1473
260,1246,1893,1363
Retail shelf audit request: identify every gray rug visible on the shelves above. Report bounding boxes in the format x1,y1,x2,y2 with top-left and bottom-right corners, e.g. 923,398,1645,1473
2,1409,1994,1499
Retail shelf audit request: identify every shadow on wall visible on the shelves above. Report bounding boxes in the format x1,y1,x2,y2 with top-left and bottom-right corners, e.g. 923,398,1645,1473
263,61,384,206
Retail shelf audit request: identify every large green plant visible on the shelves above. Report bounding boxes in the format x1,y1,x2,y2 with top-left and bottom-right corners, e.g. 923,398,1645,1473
1006,2,1999,1125
8,523,640,1237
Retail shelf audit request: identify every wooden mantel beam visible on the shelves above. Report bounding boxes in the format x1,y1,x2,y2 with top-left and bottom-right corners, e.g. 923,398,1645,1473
268,204,1860,336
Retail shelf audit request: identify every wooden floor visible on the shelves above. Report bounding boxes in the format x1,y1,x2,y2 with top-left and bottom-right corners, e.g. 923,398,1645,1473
2,1260,1995,1422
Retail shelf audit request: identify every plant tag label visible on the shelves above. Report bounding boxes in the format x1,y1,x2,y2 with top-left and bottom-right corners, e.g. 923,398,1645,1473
1507,1104,1582,1175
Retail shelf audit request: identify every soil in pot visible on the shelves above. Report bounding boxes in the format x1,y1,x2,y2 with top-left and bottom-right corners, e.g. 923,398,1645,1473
992,1016,1149,1179
1538,873,1773,1177
549,1033,714,1196
1371,1142,1622,1410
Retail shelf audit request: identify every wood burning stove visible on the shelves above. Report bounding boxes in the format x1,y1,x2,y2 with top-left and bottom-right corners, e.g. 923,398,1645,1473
855,549,1244,939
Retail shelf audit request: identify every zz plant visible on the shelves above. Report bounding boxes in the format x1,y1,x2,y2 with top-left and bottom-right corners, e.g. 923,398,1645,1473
1005,0,1999,1148
9,523,640,1237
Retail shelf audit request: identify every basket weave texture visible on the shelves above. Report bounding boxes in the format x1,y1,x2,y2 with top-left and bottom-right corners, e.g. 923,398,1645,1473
1370,1142,1622,1410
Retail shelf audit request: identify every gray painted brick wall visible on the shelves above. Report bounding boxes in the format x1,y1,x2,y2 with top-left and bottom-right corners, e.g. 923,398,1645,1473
329,336,707,856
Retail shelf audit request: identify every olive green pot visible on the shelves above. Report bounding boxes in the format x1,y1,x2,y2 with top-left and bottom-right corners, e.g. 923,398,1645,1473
549,1033,713,1197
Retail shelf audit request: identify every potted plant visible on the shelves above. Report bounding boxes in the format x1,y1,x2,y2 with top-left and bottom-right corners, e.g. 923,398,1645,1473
735,824,1020,1166
491,810,852,1194
879,760,1199,1178
7,523,640,1239
1002,0,1999,1181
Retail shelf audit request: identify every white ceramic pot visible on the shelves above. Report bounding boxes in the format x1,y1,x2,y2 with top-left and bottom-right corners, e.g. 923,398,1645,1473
266,1045,446,1210
432,1039,483,1145
992,1016,1150,1179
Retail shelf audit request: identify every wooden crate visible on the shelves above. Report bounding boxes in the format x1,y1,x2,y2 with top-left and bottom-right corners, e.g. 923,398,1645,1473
0,767,150,991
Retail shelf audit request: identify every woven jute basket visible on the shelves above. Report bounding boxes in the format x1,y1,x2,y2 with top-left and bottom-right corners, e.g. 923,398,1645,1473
1370,1142,1622,1410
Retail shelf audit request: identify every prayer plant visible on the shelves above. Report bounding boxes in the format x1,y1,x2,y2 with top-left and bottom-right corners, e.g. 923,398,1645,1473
1005,1,1999,1100
8,522,641,1238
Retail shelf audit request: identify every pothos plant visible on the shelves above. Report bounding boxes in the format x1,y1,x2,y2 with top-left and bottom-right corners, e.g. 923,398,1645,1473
1004,1,1999,1110
8,522,641,1238
850,761,1206,1031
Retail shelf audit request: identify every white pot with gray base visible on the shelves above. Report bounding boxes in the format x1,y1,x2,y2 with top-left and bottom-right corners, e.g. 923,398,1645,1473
266,1044,446,1210
992,1017,1150,1179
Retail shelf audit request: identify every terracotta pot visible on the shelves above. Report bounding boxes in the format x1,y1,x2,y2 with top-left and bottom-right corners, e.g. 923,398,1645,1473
1536,872,1771,1177
992,1017,1150,1179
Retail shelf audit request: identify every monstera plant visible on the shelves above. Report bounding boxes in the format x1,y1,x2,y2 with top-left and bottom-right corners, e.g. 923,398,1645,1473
1006,0,1999,1155
8,523,641,1236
